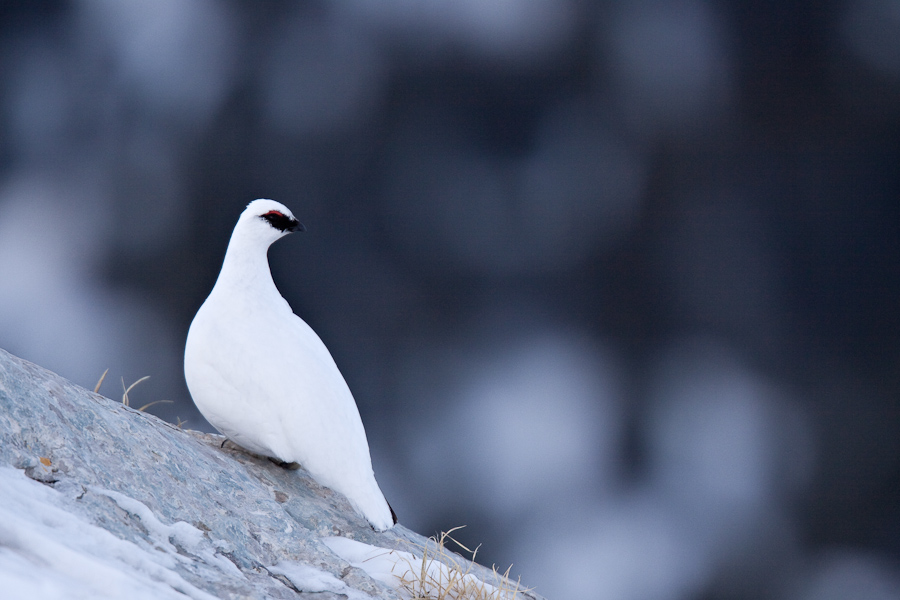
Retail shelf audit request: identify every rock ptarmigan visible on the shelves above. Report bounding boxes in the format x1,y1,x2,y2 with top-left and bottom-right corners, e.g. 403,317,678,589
184,199,395,531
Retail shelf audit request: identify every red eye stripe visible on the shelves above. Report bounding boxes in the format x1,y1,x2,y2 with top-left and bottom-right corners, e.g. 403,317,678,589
258,209,301,233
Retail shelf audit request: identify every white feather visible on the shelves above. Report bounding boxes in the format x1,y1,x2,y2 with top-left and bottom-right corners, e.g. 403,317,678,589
184,199,394,531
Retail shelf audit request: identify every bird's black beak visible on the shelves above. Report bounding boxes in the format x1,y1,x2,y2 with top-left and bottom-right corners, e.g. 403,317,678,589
290,220,306,233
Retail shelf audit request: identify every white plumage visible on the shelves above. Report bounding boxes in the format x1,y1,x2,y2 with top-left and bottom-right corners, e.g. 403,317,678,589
184,199,395,531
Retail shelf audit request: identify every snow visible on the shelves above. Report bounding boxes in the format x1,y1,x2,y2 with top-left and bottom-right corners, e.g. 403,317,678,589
0,468,511,600
323,536,513,600
0,467,231,600
93,487,243,579
268,561,372,599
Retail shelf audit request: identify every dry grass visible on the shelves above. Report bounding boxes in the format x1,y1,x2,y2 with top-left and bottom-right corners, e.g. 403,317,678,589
93,368,109,394
120,375,149,407
119,375,174,412
394,527,527,600
94,371,174,414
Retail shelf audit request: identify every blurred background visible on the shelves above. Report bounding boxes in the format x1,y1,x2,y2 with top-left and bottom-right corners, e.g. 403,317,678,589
1,1,899,598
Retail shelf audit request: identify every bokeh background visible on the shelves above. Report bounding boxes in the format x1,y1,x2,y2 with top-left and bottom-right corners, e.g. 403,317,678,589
1,1,899,598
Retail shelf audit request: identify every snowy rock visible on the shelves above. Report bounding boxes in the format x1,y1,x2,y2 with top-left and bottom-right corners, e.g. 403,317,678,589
0,347,543,600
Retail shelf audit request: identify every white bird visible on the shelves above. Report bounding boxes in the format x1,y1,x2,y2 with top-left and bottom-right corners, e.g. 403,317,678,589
184,199,396,532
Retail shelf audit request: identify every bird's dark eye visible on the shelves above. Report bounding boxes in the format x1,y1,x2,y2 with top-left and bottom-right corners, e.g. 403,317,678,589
260,210,298,232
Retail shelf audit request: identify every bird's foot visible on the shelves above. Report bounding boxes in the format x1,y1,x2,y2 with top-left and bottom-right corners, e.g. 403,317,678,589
268,457,301,470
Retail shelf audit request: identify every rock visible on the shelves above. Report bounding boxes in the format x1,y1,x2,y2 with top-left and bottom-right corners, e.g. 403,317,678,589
0,348,544,599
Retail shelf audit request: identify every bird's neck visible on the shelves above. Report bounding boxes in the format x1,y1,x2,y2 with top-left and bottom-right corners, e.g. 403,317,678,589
214,239,282,300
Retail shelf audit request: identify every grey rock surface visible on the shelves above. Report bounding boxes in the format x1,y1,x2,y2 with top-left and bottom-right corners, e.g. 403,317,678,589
0,348,544,599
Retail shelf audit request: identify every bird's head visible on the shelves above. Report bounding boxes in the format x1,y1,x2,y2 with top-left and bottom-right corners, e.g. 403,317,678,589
235,199,306,247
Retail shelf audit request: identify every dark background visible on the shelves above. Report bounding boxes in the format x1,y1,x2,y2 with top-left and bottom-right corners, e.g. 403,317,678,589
1,1,899,598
